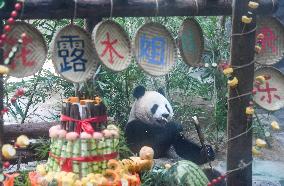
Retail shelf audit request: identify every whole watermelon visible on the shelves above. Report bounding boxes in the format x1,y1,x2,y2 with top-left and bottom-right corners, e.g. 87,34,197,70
158,160,209,186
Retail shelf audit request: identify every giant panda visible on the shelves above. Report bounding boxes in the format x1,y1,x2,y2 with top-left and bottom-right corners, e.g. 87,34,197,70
125,86,215,165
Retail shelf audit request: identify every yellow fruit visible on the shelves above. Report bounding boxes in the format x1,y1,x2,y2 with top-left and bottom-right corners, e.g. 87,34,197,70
246,107,254,115
2,144,16,159
62,176,75,186
248,1,259,9
66,172,78,180
257,33,264,40
256,138,267,148
16,135,30,148
255,76,266,84
45,172,55,182
81,177,89,186
54,172,62,181
252,146,262,156
0,65,10,75
228,77,239,88
223,67,233,76
242,16,252,24
75,180,83,186
86,173,96,180
165,163,171,169
255,45,262,53
107,124,119,131
271,121,280,130
36,164,47,176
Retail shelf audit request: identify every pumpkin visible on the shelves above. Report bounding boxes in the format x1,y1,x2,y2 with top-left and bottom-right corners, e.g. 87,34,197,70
159,160,209,186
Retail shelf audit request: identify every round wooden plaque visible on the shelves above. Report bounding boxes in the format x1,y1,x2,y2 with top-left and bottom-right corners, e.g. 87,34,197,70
51,24,98,83
253,67,284,111
3,22,47,78
92,20,132,72
178,18,204,67
134,22,177,76
256,17,284,65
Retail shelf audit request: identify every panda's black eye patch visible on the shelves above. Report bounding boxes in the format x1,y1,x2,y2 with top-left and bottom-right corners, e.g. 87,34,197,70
151,104,159,114
165,104,170,113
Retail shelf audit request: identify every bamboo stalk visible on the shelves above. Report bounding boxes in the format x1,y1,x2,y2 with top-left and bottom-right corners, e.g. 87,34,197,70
86,102,96,130
66,102,71,131
81,106,93,174
72,137,81,177
99,102,107,130
70,104,80,132
61,102,67,130
93,103,101,131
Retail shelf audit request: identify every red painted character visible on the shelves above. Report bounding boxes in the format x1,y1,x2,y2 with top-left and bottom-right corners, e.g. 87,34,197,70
258,27,277,53
100,32,124,64
255,75,280,104
4,35,35,69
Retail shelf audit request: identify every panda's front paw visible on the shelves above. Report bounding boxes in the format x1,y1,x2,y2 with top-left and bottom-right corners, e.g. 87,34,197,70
200,145,215,162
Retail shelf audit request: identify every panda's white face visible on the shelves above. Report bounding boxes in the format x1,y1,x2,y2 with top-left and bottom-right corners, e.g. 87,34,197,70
129,91,174,125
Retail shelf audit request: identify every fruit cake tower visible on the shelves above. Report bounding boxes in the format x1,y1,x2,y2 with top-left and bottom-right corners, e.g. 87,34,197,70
30,96,141,186
46,96,118,175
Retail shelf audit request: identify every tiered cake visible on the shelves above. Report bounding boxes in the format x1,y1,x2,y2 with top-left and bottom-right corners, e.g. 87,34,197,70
29,96,141,186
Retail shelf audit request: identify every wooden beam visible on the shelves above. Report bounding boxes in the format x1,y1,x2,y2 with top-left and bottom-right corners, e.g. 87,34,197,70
226,0,256,185
3,122,55,142
0,0,277,19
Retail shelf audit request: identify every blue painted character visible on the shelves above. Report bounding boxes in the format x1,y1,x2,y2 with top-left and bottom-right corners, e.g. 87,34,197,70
57,36,87,72
139,34,166,65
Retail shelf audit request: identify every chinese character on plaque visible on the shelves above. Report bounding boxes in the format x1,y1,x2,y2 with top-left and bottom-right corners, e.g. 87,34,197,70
93,20,132,72
253,67,284,111
3,22,47,78
139,34,166,65
255,17,284,65
134,22,176,76
57,35,87,72
52,25,97,83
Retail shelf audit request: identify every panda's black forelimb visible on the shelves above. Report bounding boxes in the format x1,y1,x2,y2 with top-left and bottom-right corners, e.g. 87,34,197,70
125,119,175,158
125,120,215,165
169,122,215,165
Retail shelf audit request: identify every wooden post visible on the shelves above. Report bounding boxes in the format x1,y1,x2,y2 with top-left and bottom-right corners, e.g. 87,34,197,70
227,1,256,185
0,19,4,181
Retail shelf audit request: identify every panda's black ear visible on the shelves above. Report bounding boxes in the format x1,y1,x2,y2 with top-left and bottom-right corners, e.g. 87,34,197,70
133,86,146,99
157,88,165,96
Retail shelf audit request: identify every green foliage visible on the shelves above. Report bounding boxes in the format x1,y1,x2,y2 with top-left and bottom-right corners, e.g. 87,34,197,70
141,166,167,186
14,171,30,186
116,127,133,159
33,139,50,160
5,70,73,123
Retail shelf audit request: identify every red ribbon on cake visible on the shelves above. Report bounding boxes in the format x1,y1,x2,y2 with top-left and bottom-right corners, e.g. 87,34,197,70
49,152,118,172
60,114,107,134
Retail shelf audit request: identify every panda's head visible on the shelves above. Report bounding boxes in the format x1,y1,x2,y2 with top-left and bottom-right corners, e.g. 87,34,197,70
128,86,174,126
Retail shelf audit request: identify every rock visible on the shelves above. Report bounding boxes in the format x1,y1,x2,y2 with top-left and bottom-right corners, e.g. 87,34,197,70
253,180,281,186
